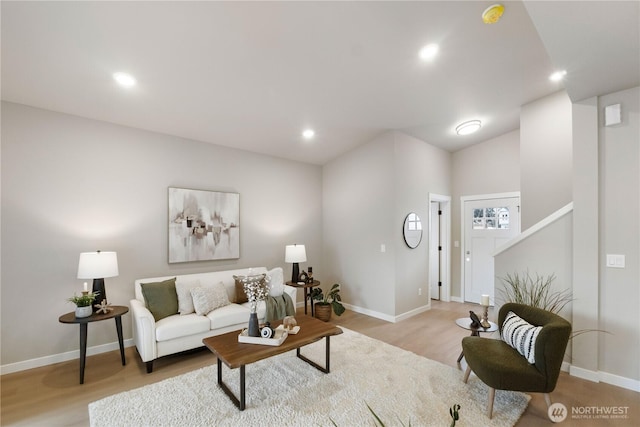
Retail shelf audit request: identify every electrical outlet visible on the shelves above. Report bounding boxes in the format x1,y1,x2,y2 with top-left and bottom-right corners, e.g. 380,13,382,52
418,288,422,296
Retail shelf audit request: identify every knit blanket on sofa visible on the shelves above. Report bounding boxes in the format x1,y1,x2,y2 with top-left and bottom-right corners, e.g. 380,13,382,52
264,292,295,322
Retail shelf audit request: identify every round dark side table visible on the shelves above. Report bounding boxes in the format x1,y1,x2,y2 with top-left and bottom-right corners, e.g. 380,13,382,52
59,305,129,384
286,280,320,317
455,317,498,363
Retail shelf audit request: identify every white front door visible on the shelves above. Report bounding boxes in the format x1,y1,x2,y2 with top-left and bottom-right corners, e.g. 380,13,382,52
463,196,520,304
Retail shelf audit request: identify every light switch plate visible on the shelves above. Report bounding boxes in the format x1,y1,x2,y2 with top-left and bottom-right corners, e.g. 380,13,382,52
606,254,625,268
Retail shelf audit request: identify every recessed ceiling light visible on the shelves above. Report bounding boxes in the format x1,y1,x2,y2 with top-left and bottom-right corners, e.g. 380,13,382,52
549,70,567,82
419,44,439,61
482,4,505,24
302,129,315,139
456,120,482,135
113,72,136,88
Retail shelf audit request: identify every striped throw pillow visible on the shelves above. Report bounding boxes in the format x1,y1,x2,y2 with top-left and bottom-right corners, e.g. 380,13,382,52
501,311,542,364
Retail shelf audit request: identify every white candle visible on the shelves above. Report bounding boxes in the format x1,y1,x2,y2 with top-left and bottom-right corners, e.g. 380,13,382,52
481,294,490,306
83,282,88,292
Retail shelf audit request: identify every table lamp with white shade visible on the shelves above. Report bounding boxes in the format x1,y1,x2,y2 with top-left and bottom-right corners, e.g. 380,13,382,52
77,250,119,310
285,244,306,283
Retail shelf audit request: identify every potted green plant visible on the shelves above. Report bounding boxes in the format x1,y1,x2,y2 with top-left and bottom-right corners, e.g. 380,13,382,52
311,284,345,322
68,292,99,318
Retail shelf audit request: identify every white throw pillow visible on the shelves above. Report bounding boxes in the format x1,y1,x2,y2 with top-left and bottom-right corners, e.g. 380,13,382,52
190,281,231,316
501,311,543,364
268,267,284,297
174,279,201,315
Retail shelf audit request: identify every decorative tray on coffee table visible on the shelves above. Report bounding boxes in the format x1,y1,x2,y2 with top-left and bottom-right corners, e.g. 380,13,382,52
238,328,288,346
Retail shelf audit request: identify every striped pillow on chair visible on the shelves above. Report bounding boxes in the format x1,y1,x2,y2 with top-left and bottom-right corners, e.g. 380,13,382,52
501,311,543,364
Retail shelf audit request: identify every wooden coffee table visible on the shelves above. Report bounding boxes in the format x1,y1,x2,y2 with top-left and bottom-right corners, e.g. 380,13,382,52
203,315,342,410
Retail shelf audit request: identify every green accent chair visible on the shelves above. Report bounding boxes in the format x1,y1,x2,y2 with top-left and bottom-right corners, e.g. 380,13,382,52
462,303,572,419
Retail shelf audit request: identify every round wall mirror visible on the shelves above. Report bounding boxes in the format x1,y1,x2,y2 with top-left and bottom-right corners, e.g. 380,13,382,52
403,212,423,249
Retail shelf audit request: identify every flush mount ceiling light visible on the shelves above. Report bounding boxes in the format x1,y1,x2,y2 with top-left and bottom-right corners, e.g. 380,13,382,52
549,70,567,82
113,72,136,88
456,120,482,135
482,4,505,24
302,129,315,139
419,43,439,61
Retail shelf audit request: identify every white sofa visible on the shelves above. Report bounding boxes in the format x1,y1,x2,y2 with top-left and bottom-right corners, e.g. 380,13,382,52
130,266,297,373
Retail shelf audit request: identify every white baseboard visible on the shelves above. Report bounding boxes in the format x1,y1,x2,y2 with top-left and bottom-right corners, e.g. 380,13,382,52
450,296,463,303
1,339,134,375
395,304,431,322
599,371,640,392
570,365,600,383
569,365,640,392
342,303,396,322
342,302,430,323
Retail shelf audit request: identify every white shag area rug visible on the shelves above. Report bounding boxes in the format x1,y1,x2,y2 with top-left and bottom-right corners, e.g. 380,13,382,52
89,328,529,426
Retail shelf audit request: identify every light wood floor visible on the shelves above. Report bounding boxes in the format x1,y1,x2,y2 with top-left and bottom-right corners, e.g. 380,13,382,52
1,301,638,426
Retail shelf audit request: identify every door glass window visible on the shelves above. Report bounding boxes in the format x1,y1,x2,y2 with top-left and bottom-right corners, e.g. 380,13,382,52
472,207,510,229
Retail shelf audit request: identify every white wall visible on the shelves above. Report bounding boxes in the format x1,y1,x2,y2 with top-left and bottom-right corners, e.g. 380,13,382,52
494,211,573,314
494,87,640,389
572,96,600,375
1,102,323,366
322,131,451,320
451,129,520,299
393,132,450,314
520,90,573,229
597,87,639,383
322,132,396,316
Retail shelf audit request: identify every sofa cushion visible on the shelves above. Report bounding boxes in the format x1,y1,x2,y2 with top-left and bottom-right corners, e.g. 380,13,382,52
502,311,543,364
175,278,201,315
267,267,284,297
233,277,249,304
155,314,210,342
191,281,230,315
207,303,251,329
233,273,268,303
140,278,178,321
234,273,269,304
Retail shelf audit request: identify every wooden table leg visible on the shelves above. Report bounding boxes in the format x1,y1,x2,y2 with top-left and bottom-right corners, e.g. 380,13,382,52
115,315,126,365
79,323,87,384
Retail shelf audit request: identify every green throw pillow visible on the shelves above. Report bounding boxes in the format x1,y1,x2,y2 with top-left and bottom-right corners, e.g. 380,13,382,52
140,278,178,321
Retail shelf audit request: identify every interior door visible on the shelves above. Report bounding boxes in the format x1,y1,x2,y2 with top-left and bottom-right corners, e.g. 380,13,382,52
463,196,520,304
429,202,440,300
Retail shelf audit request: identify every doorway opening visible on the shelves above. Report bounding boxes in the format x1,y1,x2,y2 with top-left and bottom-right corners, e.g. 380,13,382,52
429,193,451,301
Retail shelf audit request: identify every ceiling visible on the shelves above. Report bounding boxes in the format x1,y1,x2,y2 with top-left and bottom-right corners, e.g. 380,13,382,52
2,1,638,165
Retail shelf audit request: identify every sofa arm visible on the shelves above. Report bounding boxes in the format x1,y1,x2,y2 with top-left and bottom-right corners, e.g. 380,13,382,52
130,299,157,363
283,285,297,307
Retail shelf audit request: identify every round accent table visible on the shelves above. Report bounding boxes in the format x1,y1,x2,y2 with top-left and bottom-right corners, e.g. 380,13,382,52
59,305,129,384
286,280,320,317
455,317,498,363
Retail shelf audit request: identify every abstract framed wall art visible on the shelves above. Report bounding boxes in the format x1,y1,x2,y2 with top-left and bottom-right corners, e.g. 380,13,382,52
168,187,240,263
